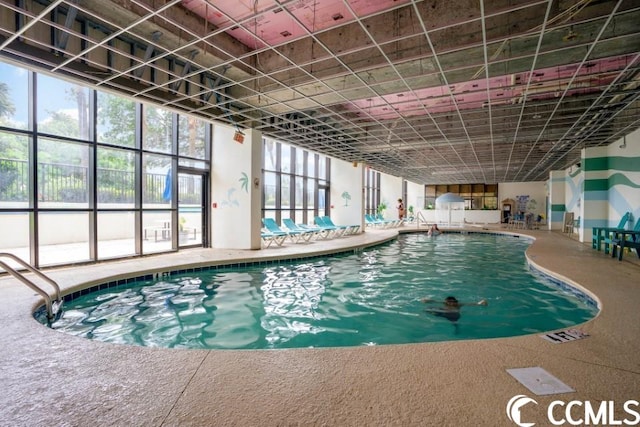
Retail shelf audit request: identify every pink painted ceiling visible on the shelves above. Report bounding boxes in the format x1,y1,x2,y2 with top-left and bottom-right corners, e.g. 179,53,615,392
346,54,635,119
181,0,411,49
181,1,633,120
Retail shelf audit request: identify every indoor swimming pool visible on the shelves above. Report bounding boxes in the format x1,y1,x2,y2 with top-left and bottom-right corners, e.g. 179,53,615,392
42,232,598,349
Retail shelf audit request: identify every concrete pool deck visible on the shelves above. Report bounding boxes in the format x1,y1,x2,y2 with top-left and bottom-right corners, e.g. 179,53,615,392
1,227,639,426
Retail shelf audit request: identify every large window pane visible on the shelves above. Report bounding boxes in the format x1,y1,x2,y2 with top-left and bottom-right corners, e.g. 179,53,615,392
143,153,171,208
308,153,315,177
264,139,276,171
485,197,498,210
178,172,202,247
306,179,315,209
295,149,305,175
318,156,326,180
38,138,90,208
178,114,206,159
0,132,29,208
294,176,303,208
281,145,291,173
97,92,136,147
143,104,173,153
143,211,172,253
281,175,290,209
37,75,90,140
264,172,276,209
318,187,326,211
38,212,90,266
98,211,136,259
0,62,29,130
178,158,207,169
98,147,135,208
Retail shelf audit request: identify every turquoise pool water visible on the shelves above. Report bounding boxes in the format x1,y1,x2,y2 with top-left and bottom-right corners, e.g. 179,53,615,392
46,233,598,349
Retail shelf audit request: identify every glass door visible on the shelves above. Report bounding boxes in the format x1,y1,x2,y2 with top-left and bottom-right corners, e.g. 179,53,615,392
178,170,207,248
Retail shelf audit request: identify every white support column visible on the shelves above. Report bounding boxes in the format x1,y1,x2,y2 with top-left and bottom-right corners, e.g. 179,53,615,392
548,170,566,231
211,125,262,249
330,159,364,230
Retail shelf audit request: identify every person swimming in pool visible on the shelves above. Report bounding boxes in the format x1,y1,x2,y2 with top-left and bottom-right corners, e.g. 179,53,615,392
421,296,487,322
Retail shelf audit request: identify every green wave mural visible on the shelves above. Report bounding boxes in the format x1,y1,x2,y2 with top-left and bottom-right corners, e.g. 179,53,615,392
585,173,640,191
584,156,640,172
569,167,582,178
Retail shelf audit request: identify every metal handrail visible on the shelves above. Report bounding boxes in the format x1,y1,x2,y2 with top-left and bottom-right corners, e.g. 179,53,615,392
0,253,63,322
416,211,428,229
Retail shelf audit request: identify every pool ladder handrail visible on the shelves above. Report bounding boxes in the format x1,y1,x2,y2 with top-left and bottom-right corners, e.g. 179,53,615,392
0,253,63,322
416,211,428,229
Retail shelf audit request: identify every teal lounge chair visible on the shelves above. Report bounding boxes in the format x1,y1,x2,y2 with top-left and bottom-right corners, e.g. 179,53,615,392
365,213,393,228
321,216,360,235
592,212,630,253
297,222,332,239
261,230,286,248
281,218,315,242
364,214,384,228
263,218,307,243
377,213,401,227
610,220,640,260
314,216,342,237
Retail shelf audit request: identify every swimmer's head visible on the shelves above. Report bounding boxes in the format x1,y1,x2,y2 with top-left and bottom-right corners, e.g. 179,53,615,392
444,296,459,306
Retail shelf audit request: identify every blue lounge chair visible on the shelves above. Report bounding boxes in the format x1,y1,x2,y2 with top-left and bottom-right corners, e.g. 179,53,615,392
321,216,360,235
261,230,287,248
263,218,307,243
592,212,630,252
364,214,383,228
281,218,315,242
365,213,392,228
314,216,342,237
367,213,395,228
296,222,332,239
376,213,401,227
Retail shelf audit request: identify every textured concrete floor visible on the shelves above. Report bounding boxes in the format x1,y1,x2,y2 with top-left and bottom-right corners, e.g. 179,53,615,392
1,227,638,427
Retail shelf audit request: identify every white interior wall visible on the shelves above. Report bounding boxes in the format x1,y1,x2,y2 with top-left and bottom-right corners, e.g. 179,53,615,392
405,180,423,216
499,182,547,217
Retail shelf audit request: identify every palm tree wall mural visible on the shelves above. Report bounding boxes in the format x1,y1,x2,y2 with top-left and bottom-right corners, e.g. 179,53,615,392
341,191,351,207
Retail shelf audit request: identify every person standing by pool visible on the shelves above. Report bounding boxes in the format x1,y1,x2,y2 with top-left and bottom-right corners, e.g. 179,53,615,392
397,198,405,220
421,296,487,322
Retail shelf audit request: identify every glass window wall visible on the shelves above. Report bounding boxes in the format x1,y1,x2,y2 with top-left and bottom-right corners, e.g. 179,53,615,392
262,138,330,226
0,60,210,268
